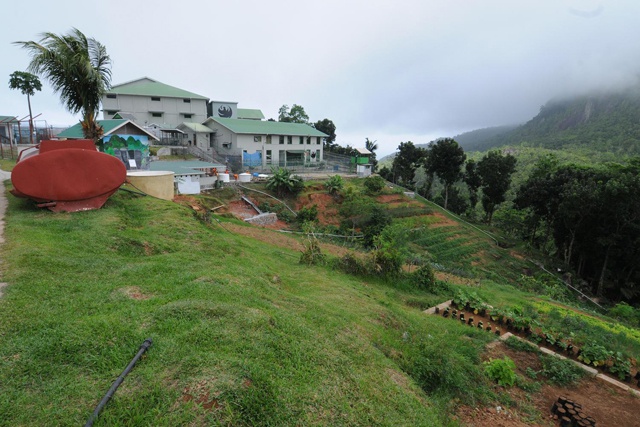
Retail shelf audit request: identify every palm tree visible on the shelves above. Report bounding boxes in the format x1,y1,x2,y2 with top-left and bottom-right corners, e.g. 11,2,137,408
365,138,378,172
14,28,112,143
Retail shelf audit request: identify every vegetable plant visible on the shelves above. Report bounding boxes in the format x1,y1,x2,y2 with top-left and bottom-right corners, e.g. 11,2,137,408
484,357,517,387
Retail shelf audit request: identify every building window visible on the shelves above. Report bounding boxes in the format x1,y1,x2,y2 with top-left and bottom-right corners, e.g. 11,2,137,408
106,110,117,116
279,135,284,144
151,97,160,101
151,112,163,118
266,135,272,144
183,114,192,119
287,136,292,144
306,136,311,144
183,99,191,103
317,137,322,145
254,135,262,142
106,94,116,99
266,150,272,164
299,136,304,144
316,150,321,160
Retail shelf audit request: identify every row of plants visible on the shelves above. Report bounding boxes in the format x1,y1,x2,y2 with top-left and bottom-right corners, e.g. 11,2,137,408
443,290,639,384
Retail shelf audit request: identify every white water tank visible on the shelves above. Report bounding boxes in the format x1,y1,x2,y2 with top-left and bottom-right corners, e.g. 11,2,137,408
217,173,230,182
238,173,251,183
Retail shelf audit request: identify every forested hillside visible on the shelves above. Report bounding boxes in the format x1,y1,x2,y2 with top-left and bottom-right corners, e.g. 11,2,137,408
464,85,640,156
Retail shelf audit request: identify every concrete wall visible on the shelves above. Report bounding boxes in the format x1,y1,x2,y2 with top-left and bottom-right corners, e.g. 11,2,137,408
103,95,207,128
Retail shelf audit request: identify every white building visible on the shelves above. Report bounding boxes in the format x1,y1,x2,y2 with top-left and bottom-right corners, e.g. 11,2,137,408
102,77,209,128
203,117,327,169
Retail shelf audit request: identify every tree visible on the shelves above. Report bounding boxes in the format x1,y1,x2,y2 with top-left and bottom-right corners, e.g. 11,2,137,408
424,138,466,210
391,141,427,188
8,71,42,144
463,159,482,211
477,150,517,224
313,119,336,149
15,28,112,143
278,104,309,124
365,138,378,172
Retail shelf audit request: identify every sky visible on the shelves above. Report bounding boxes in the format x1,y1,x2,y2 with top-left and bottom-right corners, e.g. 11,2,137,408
2,0,639,156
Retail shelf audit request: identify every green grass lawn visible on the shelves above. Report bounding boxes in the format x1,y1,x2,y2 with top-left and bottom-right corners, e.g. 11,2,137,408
0,189,495,426
2,183,637,426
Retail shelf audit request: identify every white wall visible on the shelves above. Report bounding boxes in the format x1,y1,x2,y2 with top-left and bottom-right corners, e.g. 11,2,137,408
102,95,207,128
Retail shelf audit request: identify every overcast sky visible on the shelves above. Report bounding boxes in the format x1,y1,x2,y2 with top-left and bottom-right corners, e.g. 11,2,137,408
2,0,639,156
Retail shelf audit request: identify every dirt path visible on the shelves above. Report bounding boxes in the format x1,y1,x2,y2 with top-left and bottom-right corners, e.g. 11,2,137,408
0,169,10,298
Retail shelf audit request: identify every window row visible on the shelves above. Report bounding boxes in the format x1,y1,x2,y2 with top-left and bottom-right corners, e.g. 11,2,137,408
272,136,322,145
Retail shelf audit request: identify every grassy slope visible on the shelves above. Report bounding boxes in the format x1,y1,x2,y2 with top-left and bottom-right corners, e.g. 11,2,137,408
0,189,498,426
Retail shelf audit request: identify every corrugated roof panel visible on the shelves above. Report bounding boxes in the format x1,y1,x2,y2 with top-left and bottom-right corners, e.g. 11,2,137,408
57,120,159,140
206,118,328,137
237,108,265,120
108,77,208,100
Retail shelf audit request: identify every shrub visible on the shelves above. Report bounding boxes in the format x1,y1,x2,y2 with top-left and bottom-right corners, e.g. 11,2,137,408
412,264,436,291
296,204,318,224
483,357,517,387
333,253,371,276
371,245,403,277
540,355,585,386
362,205,391,248
364,175,386,195
325,175,344,195
608,302,639,326
266,167,303,197
299,232,325,265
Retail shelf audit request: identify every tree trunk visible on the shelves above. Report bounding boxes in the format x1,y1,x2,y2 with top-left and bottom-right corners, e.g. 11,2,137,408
444,185,449,210
597,245,611,297
27,94,34,145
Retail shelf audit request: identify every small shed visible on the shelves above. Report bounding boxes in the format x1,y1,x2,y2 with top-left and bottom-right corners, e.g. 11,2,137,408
352,147,372,177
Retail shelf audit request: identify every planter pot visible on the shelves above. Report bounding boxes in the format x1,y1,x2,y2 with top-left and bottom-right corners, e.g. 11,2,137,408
479,309,487,317
495,329,501,336
467,317,474,325
435,307,440,314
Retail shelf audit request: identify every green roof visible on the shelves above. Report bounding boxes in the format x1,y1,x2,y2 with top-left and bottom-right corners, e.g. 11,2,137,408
57,119,158,140
0,116,18,123
178,122,215,133
206,118,328,137
108,77,208,100
237,108,265,120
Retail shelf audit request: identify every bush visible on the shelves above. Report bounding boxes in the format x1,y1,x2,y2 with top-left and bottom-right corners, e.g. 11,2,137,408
484,357,517,387
362,205,391,248
371,246,403,277
325,175,344,195
412,264,436,291
364,175,386,195
296,204,318,224
608,302,639,326
540,355,585,386
299,232,325,265
333,253,371,276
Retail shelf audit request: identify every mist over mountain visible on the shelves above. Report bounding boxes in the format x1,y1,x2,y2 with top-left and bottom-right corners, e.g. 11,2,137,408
459,84,640,156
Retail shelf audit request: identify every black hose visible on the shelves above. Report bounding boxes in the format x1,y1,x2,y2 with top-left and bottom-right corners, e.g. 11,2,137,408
84,338,153,427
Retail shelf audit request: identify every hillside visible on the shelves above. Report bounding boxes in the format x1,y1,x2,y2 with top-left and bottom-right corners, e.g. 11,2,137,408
379,125,517,163
461,85,640,156
1,181,639,426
